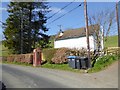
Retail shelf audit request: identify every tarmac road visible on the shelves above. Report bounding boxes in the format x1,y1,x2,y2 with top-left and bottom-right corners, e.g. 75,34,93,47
1,61,118,88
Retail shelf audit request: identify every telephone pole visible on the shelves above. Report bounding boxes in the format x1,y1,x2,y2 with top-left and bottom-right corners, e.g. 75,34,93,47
116,1,120,47
84,0,91,68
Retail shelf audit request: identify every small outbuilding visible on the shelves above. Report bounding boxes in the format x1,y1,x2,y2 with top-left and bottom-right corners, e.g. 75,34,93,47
54,24,104,51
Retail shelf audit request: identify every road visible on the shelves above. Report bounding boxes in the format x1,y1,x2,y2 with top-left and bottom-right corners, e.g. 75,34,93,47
1,61,118,88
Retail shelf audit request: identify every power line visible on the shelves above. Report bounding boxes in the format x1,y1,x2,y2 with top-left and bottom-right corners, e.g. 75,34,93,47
47,0,76,20
47,2,83,25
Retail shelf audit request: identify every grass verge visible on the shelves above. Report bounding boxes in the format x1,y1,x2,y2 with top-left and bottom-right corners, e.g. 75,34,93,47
41,63,83,73
88,55,118,73
2,61,84,73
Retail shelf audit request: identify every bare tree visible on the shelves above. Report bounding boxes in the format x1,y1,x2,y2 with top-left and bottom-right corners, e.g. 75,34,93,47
88,9,116,52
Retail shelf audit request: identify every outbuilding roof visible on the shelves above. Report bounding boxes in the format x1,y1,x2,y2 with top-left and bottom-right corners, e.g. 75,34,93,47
55,24,100,41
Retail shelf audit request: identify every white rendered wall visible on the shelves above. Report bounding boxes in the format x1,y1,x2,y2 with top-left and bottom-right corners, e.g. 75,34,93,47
54,36,95,50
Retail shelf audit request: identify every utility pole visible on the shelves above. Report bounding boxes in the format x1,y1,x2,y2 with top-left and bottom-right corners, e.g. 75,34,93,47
116,1,120,47
84,0,91,68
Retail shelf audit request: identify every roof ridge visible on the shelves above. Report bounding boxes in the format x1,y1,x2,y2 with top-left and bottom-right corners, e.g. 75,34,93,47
55,24,100,41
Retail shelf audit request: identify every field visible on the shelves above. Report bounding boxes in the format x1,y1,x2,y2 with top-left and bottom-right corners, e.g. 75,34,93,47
0,43,10,56
104,35,118,47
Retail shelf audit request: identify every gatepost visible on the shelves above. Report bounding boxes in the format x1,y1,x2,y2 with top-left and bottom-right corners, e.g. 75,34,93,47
33,48,42,67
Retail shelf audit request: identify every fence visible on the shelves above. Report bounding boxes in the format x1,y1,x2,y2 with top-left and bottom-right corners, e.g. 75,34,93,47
105,47,120,55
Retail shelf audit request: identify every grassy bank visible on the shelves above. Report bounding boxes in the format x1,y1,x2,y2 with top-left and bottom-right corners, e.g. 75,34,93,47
88,55,118,73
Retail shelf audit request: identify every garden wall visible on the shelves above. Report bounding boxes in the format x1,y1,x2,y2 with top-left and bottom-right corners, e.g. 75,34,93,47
3,53,33,64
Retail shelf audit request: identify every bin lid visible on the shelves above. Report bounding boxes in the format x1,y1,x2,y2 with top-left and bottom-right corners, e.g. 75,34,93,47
67,56,80,59
80,57,88,59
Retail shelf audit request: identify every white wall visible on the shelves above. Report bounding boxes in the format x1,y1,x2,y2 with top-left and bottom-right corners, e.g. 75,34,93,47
54,36,95,51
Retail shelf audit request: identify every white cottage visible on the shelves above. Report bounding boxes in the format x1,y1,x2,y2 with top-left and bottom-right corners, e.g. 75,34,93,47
54,24,104,51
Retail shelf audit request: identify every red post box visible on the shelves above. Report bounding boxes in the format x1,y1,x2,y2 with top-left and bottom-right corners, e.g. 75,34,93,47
33,48,42,67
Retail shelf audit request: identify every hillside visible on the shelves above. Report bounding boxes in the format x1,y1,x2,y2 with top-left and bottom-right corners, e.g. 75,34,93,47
50,35,118,48
0,42,10,56
104,35,118,47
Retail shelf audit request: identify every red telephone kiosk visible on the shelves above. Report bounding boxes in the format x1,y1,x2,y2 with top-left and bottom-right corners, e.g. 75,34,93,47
33,48,42,67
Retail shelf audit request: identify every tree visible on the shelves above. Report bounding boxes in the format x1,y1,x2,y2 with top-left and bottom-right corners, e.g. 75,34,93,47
88,9,116,52
3,2,50,54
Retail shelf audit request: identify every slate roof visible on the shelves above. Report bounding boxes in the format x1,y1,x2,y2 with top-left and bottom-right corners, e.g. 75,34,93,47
55,24,100,41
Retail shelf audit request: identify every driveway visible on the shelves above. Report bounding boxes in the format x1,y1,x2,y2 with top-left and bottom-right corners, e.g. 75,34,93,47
0,61,118,88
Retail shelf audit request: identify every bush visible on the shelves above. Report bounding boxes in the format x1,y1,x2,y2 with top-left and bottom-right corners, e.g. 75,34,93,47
51,48,90,64
42,48,57,64
51,48,70,64
96,55,116,64
69,48,88,57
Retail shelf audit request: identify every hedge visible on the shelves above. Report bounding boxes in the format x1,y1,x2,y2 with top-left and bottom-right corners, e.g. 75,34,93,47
42,48,57,64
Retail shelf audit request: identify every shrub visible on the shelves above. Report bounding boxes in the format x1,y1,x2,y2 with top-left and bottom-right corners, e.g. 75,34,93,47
51,48,70,64
95,55,117,65
69,48,88,57
42,48,57,63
